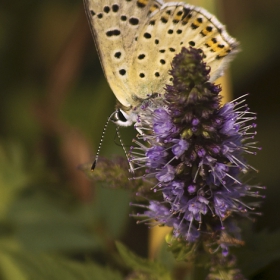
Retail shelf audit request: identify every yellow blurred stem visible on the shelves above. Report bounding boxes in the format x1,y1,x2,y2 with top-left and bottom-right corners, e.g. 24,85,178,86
216,71,232,104
148,0,232,260
149,226,171,259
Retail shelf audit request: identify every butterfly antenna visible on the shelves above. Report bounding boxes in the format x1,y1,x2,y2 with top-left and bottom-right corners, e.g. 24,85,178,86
91,111,116,171
116,126,134,173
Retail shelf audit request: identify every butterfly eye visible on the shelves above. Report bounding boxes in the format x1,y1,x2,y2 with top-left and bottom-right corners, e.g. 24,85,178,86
116,109,127,122
112,109,134,127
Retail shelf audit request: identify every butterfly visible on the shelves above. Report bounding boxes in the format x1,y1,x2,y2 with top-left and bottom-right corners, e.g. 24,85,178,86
83,0,238,126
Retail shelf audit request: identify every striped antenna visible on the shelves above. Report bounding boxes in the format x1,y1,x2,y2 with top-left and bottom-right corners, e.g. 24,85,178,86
116,126,134,173
91,111,116,171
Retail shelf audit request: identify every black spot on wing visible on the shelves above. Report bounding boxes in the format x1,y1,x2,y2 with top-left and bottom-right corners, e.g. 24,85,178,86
112,4,119,12
119,69,126,75
191,23,199,29
144,32,151,39
182,7,191,19
138,54,145,59
137,0,146,8
114,52,121,58
106,29,121,37
200,30,206,37
161,16,168,23
103,6,110,13
129,17,139,25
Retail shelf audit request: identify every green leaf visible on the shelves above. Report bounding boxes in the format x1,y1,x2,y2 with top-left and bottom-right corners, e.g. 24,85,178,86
165,233,197,262
156,240,176,272
5,182,130,253
116,241,172,280
0,246,123,280
94,187,131,238
0,251,28,280
7,192,102,252
0,142,32,219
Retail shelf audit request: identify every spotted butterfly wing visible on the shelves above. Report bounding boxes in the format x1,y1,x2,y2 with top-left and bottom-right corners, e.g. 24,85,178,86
129,3,239,96
84,0,238,110
84,0,163,109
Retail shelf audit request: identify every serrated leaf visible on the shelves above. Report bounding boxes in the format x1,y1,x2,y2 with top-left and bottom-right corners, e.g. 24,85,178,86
116,241,171,280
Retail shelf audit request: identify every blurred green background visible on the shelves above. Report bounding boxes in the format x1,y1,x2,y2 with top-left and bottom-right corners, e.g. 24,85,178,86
0,0,280,279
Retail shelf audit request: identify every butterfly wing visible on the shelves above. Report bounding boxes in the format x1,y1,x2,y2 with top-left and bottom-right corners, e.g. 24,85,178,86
84,1,238,108
127,3,239,100
83,0,163,108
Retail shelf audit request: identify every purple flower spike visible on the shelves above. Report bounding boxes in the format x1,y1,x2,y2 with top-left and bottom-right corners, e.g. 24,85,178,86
129,47,263,253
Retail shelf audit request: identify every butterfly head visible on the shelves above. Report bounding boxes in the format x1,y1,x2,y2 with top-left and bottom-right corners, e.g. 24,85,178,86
112,108,136,127
113,92,161,127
